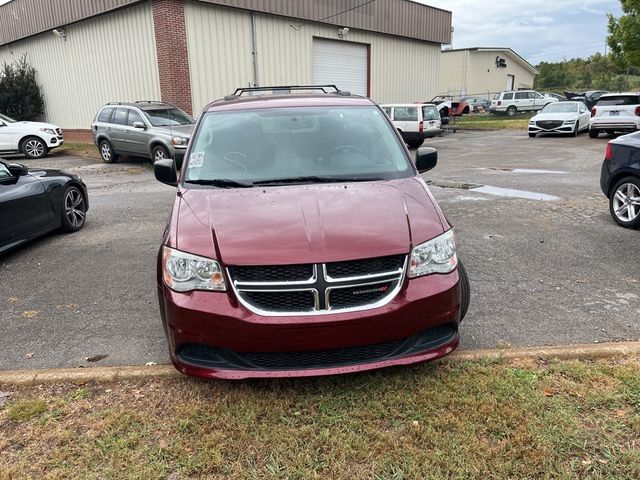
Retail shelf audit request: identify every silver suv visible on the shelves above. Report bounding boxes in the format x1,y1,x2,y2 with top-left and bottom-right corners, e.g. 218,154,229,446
91,101,195,165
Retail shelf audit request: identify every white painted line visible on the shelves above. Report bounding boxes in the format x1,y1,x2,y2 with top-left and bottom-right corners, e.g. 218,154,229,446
471,185,559,201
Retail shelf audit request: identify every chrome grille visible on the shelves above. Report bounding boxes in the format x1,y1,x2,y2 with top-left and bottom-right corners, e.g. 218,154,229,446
228,255,407,316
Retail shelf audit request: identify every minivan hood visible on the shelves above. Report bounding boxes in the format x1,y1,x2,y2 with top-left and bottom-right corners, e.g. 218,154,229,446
174,178,446,265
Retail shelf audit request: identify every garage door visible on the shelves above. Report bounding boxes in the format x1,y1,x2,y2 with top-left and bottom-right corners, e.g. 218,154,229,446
312,38,368,96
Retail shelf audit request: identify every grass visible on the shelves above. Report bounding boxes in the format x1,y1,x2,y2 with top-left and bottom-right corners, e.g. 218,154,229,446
453,113,533,130
1,356,639,479
57,142,100,160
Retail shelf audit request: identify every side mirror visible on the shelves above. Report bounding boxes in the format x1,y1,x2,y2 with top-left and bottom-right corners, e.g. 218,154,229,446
132,121,146,129
7,163,29,176
415,147,437,173
154,158,177,186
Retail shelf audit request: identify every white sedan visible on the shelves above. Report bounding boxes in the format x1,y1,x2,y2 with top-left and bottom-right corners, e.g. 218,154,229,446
528,101,591,137
0,113,64,158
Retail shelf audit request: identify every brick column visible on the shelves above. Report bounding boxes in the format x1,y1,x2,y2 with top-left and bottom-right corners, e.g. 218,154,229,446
152,0,193,114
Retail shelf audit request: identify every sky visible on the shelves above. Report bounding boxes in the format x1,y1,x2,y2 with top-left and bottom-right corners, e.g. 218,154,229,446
418,0,623,65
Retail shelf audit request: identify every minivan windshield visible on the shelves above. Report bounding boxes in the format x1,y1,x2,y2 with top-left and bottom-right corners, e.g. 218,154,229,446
144,108,194,127
184,106,413,186
0,113,17,123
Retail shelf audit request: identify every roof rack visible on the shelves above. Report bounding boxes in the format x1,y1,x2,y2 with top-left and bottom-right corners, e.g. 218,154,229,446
134,100,164,104
226,85,351,100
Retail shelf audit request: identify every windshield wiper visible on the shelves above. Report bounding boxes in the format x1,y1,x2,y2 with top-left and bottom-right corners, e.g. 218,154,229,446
184,178,253,188
253,176,385,185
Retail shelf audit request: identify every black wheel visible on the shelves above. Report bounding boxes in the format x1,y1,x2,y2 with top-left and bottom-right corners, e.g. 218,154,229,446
99,140,118,163
528,132,536,138
572,121,579,137
407,140,423,149
152,145,171,164
440,107,449,119
589,128,599,138
506,106,517,117
609,176,640,229
21,136,48,159
459,261,470,321
61,185,87,232
462,106,470,115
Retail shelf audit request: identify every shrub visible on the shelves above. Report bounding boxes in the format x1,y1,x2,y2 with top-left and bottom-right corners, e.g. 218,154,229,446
0,54,44,121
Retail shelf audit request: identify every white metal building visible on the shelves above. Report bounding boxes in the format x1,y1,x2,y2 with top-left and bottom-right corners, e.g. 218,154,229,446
439,47,539,98
0,0,452,131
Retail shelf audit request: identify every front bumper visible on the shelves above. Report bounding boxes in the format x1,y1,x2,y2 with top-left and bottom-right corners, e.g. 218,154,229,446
157,265,462,379
528,124,575,134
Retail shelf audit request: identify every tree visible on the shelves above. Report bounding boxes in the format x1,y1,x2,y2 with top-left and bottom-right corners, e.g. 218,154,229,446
608,0,640,68
0,55,44,121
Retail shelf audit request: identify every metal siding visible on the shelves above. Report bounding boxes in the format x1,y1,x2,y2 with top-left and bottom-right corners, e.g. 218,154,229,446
0,0,143,45
0,2,160,128
186,3,440,110
185,1,254,114
184,0,450,44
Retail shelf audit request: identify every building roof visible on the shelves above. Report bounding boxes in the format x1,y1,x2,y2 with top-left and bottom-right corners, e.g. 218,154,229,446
0,0,452,47
442,47,539,75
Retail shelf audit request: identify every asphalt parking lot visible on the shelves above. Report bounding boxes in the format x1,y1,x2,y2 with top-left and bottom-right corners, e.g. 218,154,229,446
1,130,639,370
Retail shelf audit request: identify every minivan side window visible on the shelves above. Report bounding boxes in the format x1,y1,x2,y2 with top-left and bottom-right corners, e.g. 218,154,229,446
528,92,542,99
112,108,128,125
382,107,392,117
503,93,514,100
514,92,528,100
393,107,418,121
97,107,114,123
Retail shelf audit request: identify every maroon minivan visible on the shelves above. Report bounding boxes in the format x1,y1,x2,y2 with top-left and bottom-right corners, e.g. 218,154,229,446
154,85,470,379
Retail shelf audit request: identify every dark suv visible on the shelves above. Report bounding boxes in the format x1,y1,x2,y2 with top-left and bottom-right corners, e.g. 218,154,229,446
91,101,195,165
153,85,470,380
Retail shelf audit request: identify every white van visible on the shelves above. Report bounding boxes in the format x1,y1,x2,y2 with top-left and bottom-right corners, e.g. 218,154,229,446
380,103,442,149
490,90,556,116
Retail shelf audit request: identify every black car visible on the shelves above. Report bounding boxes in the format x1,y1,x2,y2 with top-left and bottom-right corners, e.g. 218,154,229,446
0,159,88,253
600,133,640,228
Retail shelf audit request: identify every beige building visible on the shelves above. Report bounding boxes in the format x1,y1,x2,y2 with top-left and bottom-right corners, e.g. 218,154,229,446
439,47,539,98
0,0,451,130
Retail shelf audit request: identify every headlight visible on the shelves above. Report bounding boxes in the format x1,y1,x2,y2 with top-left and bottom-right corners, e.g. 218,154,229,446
528,121,534,125
40,128,56,135
172,136,189,147
408,230,457,278
563,120,575,124
162,246,226,292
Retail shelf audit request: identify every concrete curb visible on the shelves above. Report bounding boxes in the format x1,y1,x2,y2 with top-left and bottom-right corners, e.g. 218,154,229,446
1,341,639,386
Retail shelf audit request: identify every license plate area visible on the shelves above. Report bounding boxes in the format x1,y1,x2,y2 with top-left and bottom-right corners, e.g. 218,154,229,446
610,111,620,116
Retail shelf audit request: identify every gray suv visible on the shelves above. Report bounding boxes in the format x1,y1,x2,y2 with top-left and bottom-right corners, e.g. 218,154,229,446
91,101,195,165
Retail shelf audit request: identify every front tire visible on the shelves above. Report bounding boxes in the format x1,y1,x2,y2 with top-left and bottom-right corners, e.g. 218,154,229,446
506,105,517,117
61,185,87,232
609,177,640,229
589,128,599,138
152,145,171,164
21,136,48,159
459,261,470,321
572,121,579,137
99,140,118,163
528,132,536,138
